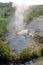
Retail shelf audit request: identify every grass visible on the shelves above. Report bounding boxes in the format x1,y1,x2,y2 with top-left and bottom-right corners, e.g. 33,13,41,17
0,17,7,21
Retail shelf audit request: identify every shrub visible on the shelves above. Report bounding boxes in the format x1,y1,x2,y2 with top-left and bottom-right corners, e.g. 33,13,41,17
0,40,12,64
20,48,30,62
30,50,41,59
41,46,43,56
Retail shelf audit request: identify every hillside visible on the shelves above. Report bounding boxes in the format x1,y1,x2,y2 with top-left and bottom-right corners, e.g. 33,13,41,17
24,5,43,24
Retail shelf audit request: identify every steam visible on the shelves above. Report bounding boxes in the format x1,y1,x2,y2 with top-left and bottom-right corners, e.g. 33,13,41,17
14,6,25,32
6,6,27,40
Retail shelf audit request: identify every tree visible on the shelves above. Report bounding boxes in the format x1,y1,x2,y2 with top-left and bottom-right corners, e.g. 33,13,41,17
0,40,12,64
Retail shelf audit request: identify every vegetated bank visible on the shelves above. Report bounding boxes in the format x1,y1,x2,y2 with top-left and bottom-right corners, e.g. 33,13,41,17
24,5,43,24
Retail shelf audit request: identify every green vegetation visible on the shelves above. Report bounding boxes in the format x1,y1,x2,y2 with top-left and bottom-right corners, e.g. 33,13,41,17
0,38,43,64
20,48,30,62
30,50,41,59
25,5,43,23
0,17,8,33
0,40,12,64
0,2,16,34
0,3,16,64
41,46,43,56
2,7,16,17
19,45,43,62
